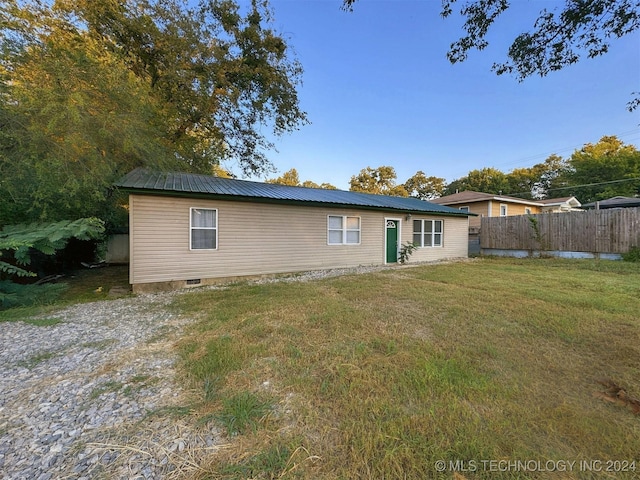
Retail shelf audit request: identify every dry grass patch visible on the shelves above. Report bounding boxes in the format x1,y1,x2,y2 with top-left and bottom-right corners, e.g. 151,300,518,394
173,258,640,479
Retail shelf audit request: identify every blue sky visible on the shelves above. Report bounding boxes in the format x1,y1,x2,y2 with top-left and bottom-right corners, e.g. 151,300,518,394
233,0,640,190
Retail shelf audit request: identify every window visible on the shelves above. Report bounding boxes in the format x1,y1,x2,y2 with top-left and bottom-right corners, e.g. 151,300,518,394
190,208,217,250
499,204,508,216
328,215,360,245
525,208,532,214
413,219,443,247
459,206,469,213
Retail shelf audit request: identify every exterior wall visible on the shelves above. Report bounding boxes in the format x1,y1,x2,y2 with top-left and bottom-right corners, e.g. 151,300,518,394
129,194,468,290
106,234,130,264
494,202,541,217
541,204,580,213
401,215,469,263
446,201,542,228
461,201,491,228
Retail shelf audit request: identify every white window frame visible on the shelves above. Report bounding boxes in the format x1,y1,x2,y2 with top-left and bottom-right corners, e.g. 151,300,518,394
499,204,508,216
327,215,361,245
413,219,443,248
190,207,218,250
525,207,532,215
459,206,470,213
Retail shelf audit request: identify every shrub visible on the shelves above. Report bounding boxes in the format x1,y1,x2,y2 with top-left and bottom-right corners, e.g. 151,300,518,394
0,218,103,309
398,242,418,264
0,280,67,309
622,246,640,262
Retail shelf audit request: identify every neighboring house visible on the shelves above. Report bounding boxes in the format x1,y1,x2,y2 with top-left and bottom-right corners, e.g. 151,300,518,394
116,169,473,292
431,191,544,228
537,196,582,213
536,197,582,213
582,196,640,210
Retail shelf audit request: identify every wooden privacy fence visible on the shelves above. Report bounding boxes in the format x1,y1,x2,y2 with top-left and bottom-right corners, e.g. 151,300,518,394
481,207,640,255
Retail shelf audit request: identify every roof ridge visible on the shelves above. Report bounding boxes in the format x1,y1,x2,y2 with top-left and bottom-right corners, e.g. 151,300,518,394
115,169,474,217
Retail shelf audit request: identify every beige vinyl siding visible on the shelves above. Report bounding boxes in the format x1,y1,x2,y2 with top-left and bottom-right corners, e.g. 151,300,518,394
403,215,468,261
129,194,468,287
130,195,379,285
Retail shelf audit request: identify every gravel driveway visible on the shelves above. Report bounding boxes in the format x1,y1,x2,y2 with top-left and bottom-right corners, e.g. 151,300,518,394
0,291,221,480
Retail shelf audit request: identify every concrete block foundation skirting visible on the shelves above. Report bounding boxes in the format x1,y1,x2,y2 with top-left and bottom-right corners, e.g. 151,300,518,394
481,249,622,260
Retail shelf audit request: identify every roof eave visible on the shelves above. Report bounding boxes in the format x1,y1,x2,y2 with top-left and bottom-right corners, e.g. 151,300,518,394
116,186,474,217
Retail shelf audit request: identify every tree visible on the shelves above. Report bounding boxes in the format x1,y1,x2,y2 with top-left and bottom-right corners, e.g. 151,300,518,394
266,168,301,186
1,218,105,308
343,0,640,107
211,165,234,179
443,177,470,196
0,0,307,227
442,0,640,81
266,168,337,189
403,171,446,200
505,167,540,199
0,20,171,226
464,167,509,194
349,166,408,197
559,136,640,202
443,167,507,196
503,155,573,200
0,218,105,279
535,154,571,198
301,180,338,190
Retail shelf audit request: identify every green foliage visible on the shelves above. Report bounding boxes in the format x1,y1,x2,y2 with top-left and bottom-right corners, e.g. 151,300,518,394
506,167,541,199
0,0,307,225
0,281,67,309
345,1,640,81
23,317,63,327
266,168,301,186
301,180,338,190
403,170,445,200
527,215,542,243
266,168,337,189
441,136,637,202
398,242,418,264
349,165,408,197
558,136,640,203
0,218,105,275
217,442,294,479
0,218,104,308
444,167,508,196
622,246,640,262
216,391,273,436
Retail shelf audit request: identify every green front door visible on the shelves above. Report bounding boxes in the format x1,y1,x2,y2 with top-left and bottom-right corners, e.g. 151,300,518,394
386,220,398,263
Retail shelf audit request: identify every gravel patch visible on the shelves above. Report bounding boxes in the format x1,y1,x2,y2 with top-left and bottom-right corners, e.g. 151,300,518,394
0,261,463,479
0,292,221,480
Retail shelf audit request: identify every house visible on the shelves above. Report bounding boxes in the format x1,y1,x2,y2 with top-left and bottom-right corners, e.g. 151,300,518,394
430,191,544,229
582,196,640,210
431,191,582,228
537,196,582,212
116,169,473,292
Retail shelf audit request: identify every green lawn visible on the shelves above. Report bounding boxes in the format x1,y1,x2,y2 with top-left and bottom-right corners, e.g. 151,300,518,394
173,257,640,479
4,258,637,478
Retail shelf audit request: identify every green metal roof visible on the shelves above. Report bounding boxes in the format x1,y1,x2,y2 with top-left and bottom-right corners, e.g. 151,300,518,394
116,168,473,217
